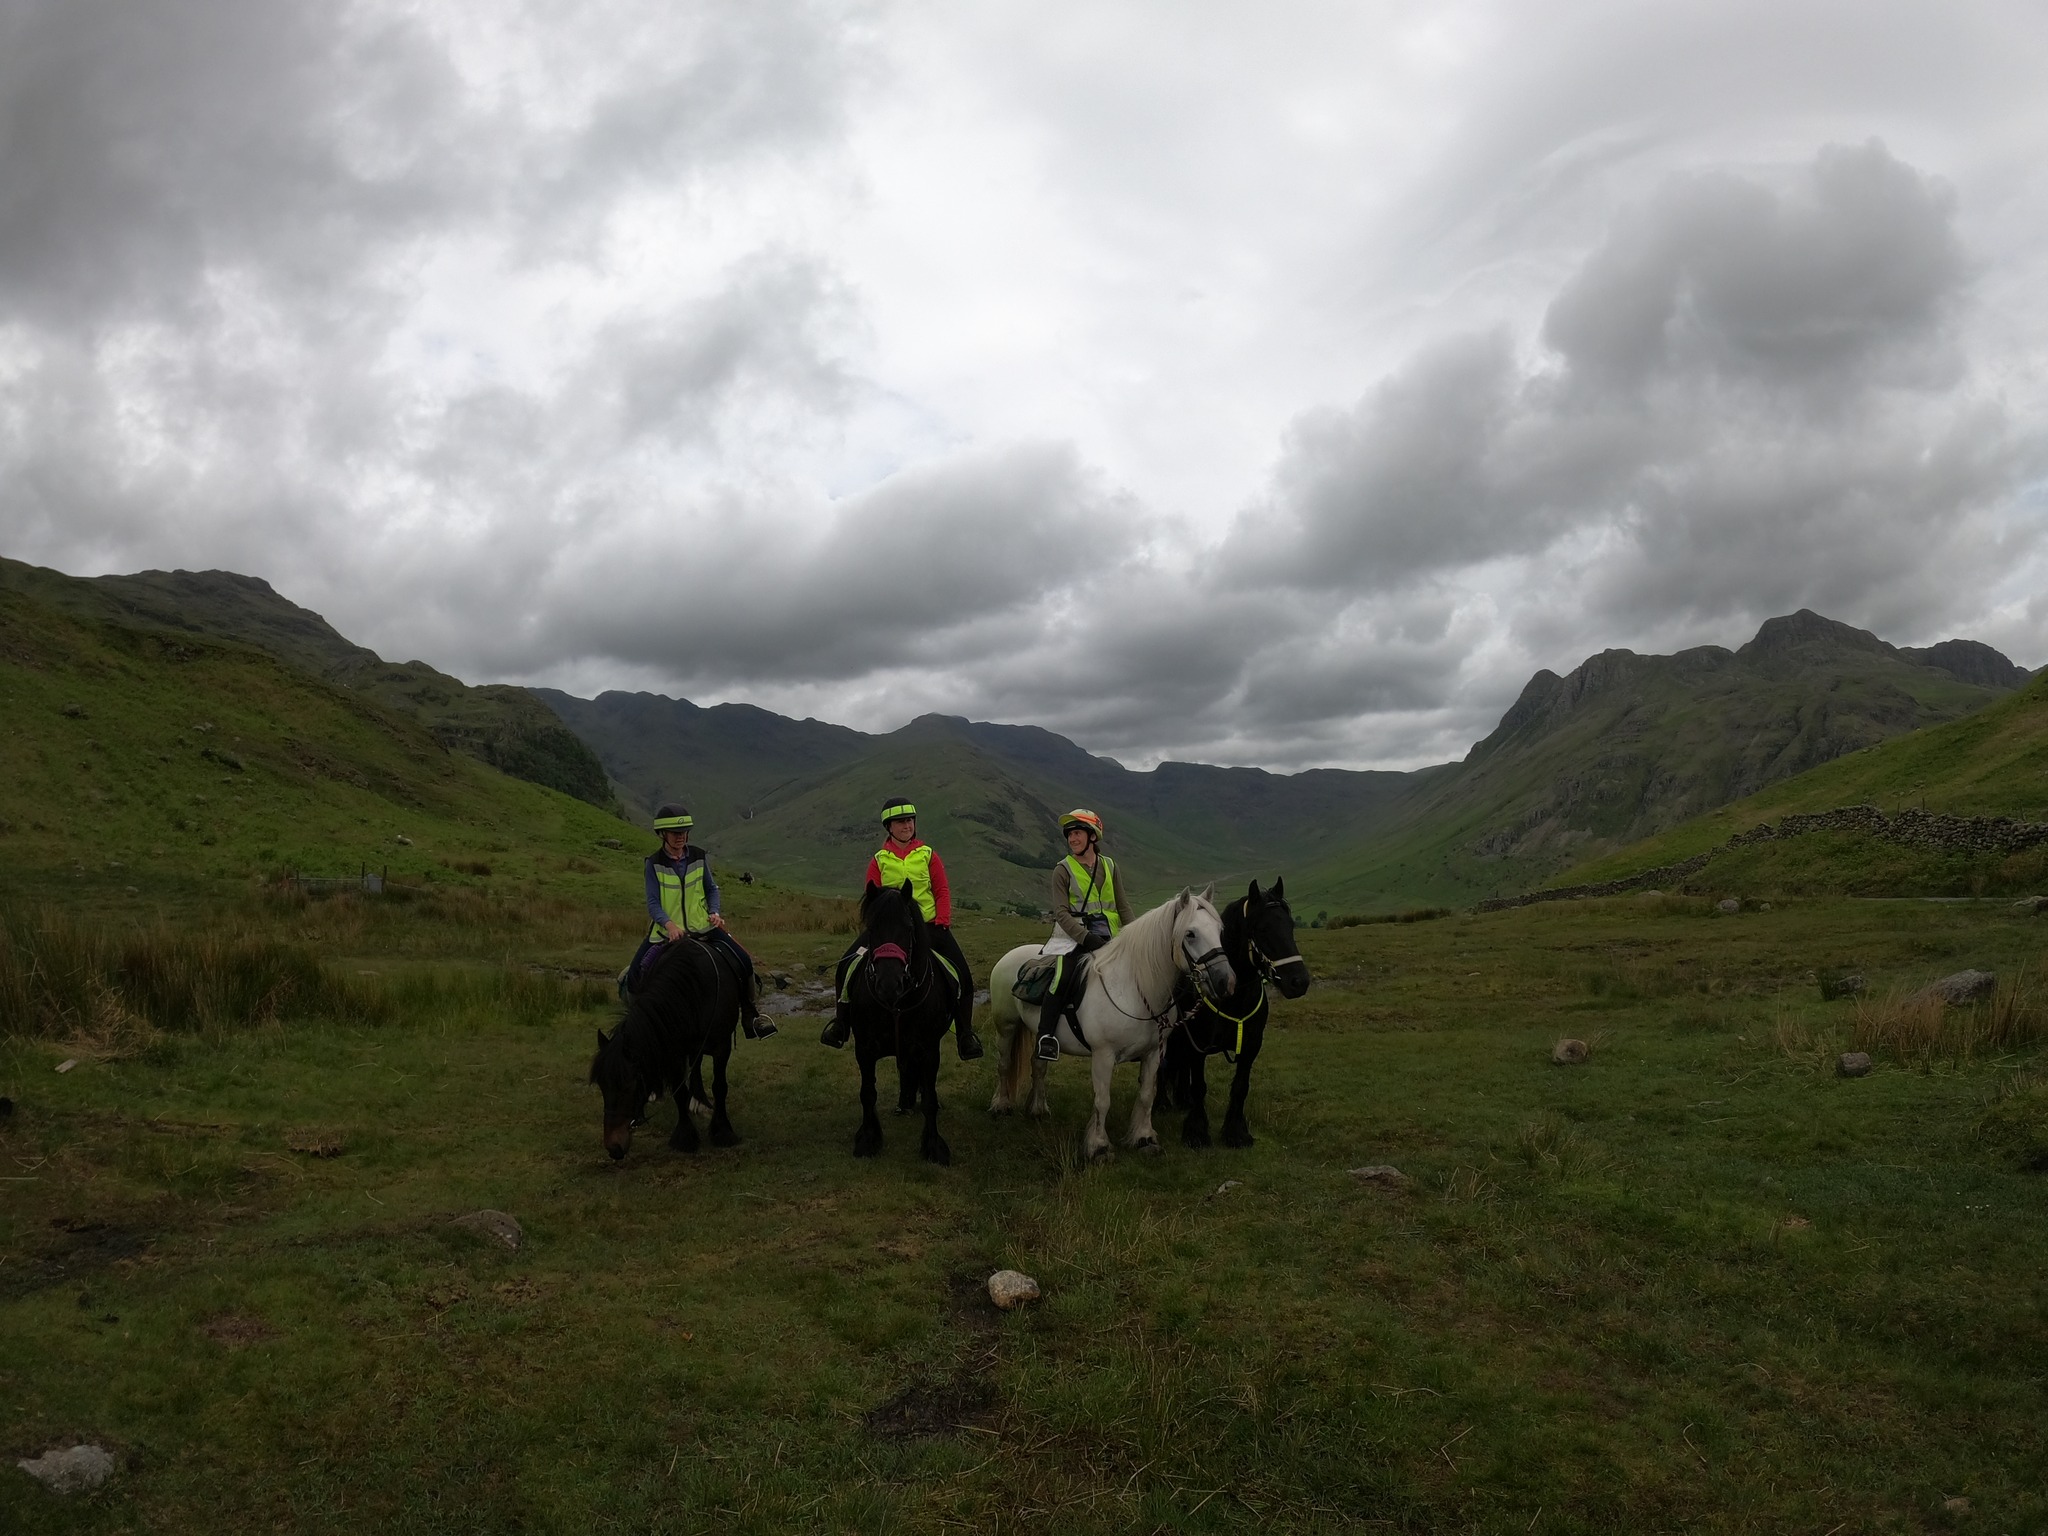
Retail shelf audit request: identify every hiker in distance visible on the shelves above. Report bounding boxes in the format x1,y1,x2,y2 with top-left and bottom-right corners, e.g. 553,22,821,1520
629,804,775,1039
821,797,985,1061
1038,808,1132,1062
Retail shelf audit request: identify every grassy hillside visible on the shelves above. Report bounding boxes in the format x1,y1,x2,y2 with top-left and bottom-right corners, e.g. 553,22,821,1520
0,557,614,810
0,583,650,912
1296,611,2025,912
1552,667,2048,893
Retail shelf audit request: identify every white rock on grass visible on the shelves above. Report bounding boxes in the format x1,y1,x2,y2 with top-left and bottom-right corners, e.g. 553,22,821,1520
450,1210,523,1250
1716,898,1741,914
18,1445,118,1494
1837,1051,1874,1079
1348,1165,1412,1189
1552,1039,1590,1065
987,1270,1040,1309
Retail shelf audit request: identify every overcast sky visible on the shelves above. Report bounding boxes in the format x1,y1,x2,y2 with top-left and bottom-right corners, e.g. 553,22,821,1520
4,0,2045,770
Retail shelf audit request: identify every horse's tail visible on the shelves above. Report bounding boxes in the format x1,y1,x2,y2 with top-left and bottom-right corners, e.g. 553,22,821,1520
986,945,1032,1110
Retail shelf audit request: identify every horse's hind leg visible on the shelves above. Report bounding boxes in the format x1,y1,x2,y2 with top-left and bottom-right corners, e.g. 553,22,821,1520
1126,1047,1163,1154
919,1040,949,1166
708,1033,740,1148
1180,1042,1213,1149
687,1056,710,1117
1028,1053,1052,1119
895,1053,917,1115
853,1048,883,1158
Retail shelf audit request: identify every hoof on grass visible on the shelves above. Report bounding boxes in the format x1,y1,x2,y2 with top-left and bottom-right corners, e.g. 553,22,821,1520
923,1139,952,1166
710,1124,741,1148
1221,1125,1255,1149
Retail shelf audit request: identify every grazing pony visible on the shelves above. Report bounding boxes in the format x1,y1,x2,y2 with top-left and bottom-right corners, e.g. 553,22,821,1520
588,937,743,1161
1159,878,1310,1148
842,879,959,1164
987,887,1234,1162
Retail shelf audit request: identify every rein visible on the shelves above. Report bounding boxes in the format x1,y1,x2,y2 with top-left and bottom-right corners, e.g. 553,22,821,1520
1093,922,1223,1028
1178,898,1303,1055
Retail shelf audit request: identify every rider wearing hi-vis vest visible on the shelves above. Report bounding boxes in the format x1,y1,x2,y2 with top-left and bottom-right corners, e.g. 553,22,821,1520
819,797,985,1061
1038,808,1133,1061
626,804,775,1039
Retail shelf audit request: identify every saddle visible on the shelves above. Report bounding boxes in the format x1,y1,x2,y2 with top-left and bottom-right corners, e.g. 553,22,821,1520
1013,951,1095,1044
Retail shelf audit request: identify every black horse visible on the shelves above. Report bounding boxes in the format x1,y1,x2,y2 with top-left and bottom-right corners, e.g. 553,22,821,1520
1159,878,1310,1148
844,879,957,1164
588,937,743,1161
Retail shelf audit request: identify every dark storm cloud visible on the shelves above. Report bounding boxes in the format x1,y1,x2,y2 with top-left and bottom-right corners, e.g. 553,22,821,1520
1226,143,2030,661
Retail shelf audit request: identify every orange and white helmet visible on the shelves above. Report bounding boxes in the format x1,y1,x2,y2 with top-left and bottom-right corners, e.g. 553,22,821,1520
1059,808,1105,841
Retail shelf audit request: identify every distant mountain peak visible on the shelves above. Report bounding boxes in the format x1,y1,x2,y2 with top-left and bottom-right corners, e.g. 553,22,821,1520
1739,609,1892,659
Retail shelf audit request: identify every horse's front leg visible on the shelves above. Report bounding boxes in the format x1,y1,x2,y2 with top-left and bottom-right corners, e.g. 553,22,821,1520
669,1073,701,1153
919,1037,950,1165
1220,1022,1264,1149
853,1045,883,1158
895,1044,917,1115
1126,1045,1163,1154
1082,1045,1115,1162
1181,1043,1213,1149
708,1032,739,1147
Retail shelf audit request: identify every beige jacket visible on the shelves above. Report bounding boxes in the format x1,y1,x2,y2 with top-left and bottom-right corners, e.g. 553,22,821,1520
1049,854,1133,944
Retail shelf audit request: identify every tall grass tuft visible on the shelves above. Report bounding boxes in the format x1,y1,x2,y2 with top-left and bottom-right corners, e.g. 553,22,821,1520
1851,970,2046,1067
0,906,378,1046
0,907,612,1046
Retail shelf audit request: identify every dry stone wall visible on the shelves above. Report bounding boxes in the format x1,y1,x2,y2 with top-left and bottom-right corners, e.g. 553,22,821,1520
1477,805,2048,912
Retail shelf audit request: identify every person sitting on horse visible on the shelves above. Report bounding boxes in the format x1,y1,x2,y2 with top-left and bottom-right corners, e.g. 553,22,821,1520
820,798,985,1061
1038,808,1132,1061
632,804,775,1039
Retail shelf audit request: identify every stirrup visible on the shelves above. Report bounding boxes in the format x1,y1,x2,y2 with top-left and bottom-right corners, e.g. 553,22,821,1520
744,1015,778,1040
956,1026,985,1062
1035,1033,1061,1062
819,1017,849,1049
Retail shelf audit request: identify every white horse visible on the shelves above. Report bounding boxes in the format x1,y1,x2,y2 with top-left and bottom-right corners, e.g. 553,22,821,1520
987,887,1235,1161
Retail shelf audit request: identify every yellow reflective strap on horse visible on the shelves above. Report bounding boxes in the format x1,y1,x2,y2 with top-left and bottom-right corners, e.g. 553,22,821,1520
933,951,958,992
1196,974,1265,1054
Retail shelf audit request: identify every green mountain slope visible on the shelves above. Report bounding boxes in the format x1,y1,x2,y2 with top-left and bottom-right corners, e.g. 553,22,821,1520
1553,666,2048,889
0,582,644,905
1294,611,2026,911
0,557,613,809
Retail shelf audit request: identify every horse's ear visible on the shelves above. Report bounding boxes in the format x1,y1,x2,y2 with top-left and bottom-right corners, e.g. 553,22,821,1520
899,879,915,900
596,1028,609,1050
1246,879,1262,905
1271,875,1286,902
864,879,881,896
1199,882,1215,904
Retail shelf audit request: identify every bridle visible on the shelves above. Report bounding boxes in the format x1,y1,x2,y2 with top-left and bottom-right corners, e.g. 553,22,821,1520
1095,911,1231,1027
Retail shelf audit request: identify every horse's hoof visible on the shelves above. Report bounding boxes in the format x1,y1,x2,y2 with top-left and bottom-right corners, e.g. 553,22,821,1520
1183,1127,1211,1149
1087,1144,1113,1164
924,1140,952,1166
1222,1127,1255,1149
711,1126,741,1148
669,1137,699,1155
894,1102,914,1116
1133,1137,1162,1156
853,1137,880,1159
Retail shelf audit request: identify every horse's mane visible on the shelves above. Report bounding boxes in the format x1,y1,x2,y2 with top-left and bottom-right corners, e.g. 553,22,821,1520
1097,888,1200,978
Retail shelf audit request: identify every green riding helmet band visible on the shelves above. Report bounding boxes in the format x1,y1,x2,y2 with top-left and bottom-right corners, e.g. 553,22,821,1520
652,803,694,833
880,799,917,825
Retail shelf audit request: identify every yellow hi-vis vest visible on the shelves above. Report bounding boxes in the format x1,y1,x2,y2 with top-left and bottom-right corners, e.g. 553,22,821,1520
874,843,937,921
648,856,713,941
1063,853,1120,934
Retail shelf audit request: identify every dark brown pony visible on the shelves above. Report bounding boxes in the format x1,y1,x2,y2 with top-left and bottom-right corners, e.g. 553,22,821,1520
588,937,742,1161
843,879,957,1164
1159,878,1310,1148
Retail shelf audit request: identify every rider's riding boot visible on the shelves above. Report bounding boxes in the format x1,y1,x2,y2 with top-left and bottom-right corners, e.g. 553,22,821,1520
1036,1030,1061,1062
819,1000,851,1049
955,1014,985,1061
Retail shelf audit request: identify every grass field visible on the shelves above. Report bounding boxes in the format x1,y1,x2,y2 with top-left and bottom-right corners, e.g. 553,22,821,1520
7,884,2048,1533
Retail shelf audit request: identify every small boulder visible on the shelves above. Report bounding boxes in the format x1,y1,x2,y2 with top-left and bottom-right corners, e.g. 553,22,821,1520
1552,1038,1590,1066
394,834,414,847
17,1444,117,1494
450,1210,523,1250
1915,969,1997,1007
2012,895,2047,915
1348,1165,1411,1189
1716,898,1741,915
1837,1051,1873,1078
1820,971,1867,1001
60,703,87,719
987,1270,1040,1309
1208,1180,1243,1199
1944,1496,1971,1515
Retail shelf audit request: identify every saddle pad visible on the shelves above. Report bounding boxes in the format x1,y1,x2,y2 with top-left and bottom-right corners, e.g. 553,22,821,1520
1012,954,1061,1005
